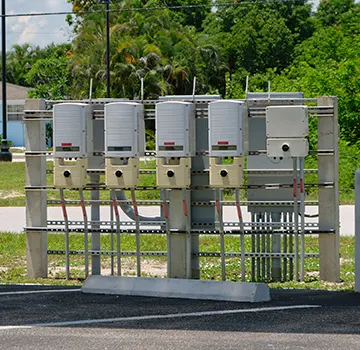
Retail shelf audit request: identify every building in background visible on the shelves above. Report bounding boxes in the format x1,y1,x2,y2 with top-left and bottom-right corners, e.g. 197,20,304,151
0,82,29,147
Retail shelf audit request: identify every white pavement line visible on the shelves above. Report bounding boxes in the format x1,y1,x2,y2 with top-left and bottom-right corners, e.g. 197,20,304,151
0,289,82,296
0,305,320,330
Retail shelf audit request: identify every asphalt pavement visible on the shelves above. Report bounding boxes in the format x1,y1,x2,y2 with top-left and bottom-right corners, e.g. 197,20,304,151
0,285,360,350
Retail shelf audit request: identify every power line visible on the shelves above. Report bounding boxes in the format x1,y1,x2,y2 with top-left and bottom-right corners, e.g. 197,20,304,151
7,32,65,35
3,0,303,18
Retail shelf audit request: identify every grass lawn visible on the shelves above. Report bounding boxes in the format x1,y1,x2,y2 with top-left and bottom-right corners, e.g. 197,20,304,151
0,232,355,290
0,161,355,206
9,148,25,154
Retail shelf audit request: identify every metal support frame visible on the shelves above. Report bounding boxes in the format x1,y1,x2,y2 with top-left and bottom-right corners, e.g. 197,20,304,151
99,0,111,98
293,157,299,281
59,188,70,280
90,174,101,275
131,189,141,277
215,189,226,281
317,96,340,282
111,189,121,276
168,189,191,278
25,99,47,277
355,170,360,293
79,189,89,278
23,96,339,284
0,0,12,162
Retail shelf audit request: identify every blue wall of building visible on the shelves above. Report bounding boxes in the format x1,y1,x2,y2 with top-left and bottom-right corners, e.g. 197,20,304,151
0,120,25,147
0,102,26,147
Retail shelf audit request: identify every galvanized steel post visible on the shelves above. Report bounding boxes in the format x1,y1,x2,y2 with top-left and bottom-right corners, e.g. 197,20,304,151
355,170,360,292
25,99,47,277
317,96,340,282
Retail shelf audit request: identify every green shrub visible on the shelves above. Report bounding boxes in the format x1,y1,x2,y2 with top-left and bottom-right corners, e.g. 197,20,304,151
0,134,13,147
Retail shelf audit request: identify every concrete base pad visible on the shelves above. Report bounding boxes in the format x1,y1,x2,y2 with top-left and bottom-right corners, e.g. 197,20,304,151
82,276,270,303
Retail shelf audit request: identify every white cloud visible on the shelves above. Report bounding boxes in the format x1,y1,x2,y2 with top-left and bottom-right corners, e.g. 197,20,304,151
6,0,72,49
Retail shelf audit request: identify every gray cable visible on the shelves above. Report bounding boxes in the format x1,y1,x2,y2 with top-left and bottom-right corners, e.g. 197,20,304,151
115,189,163,222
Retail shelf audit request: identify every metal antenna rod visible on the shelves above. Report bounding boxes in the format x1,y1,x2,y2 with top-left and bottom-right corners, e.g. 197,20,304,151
106,1,110,98
99,0,111,98
0,0,12,162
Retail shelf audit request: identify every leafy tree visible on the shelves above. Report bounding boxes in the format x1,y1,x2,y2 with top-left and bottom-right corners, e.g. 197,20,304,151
26,56,71,99
316,0,355,27
230,9,294,74
271,4,360,144
69,2,224,98
146,0,212,30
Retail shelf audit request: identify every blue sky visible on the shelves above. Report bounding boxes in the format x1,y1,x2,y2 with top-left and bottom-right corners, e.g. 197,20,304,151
5,0,324,50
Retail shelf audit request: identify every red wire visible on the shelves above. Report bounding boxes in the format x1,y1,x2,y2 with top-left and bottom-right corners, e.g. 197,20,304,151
112,199,119,217
183,199,188,217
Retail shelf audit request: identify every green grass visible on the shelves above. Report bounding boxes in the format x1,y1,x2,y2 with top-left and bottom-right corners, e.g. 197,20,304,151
9,148,25,154
0,162,27,206
0,232,355,290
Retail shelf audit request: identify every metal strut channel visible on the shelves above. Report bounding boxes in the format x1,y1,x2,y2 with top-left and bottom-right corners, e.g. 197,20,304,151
183,188,191,279
215,189,226,281
293,158,299,281
46,220,319,228
59,188,70,280
131,189,141,277
26,226,335,235
46,250,319,259
47,250,167,257
79,189,89,278
109,191,114,275
111,189,122,276
236,189,246,282
161,189,171,276
299,157,306,282
27,184,333,191
47,220,165,226
196,252,319,258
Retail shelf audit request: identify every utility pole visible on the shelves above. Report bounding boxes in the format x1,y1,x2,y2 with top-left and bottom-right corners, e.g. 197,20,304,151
99,0,111,98
0,0,12,161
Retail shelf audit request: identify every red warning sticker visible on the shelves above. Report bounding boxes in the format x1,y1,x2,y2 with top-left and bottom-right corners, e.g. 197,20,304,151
164,142,175,145
217,141,229,145
61,143,72,147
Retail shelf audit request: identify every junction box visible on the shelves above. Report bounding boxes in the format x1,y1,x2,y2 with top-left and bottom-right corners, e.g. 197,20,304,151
208,100,248,187
53,103,93,188
266,105,309,158
156,101,195,188
104,102,145,188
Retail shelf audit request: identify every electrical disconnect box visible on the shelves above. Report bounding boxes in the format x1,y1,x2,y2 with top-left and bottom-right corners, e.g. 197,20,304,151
104,102,145,188
155,101,195,188
208,100,248,187
266,105,309,158
53,103,93,188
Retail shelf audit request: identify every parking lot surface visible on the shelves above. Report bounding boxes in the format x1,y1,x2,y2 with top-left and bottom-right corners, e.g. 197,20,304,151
1,285,360,350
